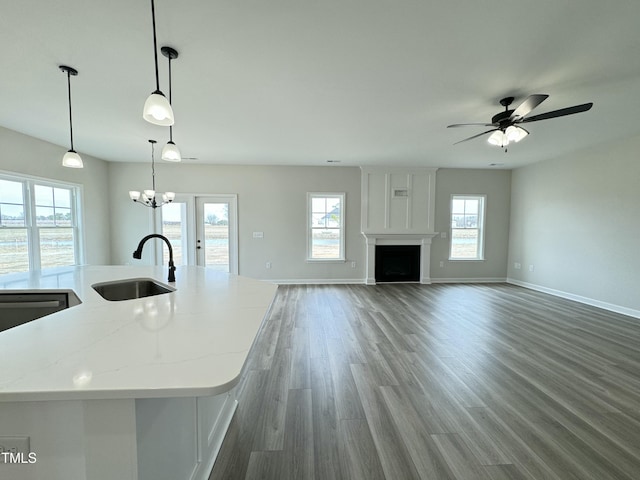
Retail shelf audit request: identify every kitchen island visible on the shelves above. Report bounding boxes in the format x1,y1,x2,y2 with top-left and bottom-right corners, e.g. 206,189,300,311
0,265,277,480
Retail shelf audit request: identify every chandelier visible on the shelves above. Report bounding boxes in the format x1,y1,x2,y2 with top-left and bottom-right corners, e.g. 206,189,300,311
129,140,175,208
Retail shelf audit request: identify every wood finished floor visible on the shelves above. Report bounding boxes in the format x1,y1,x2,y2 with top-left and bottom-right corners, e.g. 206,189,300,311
209,283,640,480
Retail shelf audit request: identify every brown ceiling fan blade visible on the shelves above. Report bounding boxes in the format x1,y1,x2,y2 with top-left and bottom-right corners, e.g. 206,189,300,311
520,103,593,123
453,128,499,145
511,94,549,120
447,123,497,128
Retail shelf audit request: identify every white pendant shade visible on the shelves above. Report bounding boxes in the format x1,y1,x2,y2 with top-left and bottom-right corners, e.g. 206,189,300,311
143,92,174,126
62,150,83,168
129,191,141,201
161,141,181,162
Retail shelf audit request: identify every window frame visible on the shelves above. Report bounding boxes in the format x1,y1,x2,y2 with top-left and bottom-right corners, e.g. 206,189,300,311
306,192,346,262
0,171,84,274
449,194,486,261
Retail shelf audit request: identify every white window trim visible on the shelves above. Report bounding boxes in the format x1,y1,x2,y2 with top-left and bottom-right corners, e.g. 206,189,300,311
449,194,486,261
0,170,84,272
307,192,346,262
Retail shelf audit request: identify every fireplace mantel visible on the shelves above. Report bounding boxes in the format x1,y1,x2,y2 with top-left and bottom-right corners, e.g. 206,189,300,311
362,233,438,285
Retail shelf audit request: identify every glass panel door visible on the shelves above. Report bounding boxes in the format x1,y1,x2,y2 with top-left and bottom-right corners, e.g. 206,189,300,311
195,196,237,273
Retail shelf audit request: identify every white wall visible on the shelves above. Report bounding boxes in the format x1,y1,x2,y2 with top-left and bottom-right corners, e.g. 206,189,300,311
108,163,365,282
0,127,111,265
508,134,640,316
431,168,512,282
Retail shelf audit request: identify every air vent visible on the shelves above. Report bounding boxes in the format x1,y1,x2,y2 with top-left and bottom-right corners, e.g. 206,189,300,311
392,188,409,198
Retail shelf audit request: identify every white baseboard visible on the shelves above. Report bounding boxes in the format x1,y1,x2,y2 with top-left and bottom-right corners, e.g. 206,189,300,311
267,277,507,285
266,278,364,285
431,277,507,284
507,278,640,320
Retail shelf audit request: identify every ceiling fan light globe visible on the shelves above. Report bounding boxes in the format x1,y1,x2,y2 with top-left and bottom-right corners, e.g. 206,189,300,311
62,150,83,168
506,125,528,143
143,92,174,126
487,131,507,146
161,141,182,162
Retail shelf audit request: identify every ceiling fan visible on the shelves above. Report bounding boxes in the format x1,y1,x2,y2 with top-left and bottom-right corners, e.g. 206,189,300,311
448,94,593,148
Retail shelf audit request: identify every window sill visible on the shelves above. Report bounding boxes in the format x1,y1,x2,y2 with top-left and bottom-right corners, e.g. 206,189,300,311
305,258,346,263
448,258,485,262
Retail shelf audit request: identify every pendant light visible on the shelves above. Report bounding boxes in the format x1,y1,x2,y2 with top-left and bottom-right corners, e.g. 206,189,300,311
160,46,181,162
129,140,175,208
59,65,83,168
142,0,174,126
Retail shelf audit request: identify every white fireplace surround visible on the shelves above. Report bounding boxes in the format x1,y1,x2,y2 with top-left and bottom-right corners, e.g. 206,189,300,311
363,233,438,285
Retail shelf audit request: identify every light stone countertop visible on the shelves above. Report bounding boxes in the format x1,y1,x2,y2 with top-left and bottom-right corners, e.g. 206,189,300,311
0,265,278,402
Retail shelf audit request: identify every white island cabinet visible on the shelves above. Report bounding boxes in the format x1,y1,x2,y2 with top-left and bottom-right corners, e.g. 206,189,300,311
0,266,277,480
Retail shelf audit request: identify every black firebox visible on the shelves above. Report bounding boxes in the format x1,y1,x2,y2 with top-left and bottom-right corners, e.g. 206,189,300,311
375,245,420,282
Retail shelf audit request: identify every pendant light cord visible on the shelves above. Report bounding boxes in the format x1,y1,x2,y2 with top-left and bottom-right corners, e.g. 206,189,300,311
66,70,74,151
151,0,160,92
168,54,173,141
150,140,157,191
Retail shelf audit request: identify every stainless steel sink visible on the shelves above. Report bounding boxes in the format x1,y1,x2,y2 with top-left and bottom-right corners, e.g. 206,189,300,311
92,278,175,301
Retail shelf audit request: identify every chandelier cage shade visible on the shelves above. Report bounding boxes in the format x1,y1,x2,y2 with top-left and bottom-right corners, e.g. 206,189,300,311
142,0,174,126
60,65,83,168
129,140,175,209
160,46,182,162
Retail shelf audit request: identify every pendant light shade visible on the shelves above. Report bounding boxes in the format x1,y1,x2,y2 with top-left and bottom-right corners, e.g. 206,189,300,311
143,0,174,126
62,150,83,168
143,91,174,126
161,141,181,162
60,65,83,168
160,46,181,162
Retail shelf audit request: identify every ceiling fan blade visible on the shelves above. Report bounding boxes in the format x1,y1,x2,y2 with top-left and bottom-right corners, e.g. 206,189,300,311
510,94,549,120
447,123,497,128
453,128,499,145
520,102,593,123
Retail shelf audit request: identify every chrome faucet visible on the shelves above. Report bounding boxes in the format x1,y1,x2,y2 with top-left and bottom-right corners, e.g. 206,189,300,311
133,234,176,283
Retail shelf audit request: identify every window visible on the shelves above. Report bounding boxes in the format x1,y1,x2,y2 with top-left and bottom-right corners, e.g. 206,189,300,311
450,195,485,260
308,193,345,261
0,174,82,275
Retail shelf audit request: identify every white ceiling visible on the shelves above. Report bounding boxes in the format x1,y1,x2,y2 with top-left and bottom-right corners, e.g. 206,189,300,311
1,0,639,169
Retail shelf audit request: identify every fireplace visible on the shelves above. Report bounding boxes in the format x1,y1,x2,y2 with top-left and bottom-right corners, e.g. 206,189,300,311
362,234,437,285
375,245,421,282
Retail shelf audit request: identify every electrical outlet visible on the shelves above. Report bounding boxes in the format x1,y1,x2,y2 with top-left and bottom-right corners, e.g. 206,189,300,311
514,262,521,270
351,261,356,268
528,264,535,272
265,262,271,269
0,437,30,463
439,261,444,268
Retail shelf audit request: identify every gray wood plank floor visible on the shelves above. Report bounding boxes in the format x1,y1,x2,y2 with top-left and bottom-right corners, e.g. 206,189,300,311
209,283,640,480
